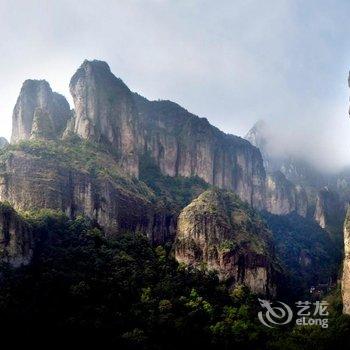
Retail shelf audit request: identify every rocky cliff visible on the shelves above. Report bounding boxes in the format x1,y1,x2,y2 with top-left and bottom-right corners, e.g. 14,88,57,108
11,80,71,143
246,121,327,210
134,94,266,209
342,207,350,314
0,139,173,242
265,171,308,217
8,60,267,210
0,202,33,267
314,187,344,231
175,189,276,296
245,121,325,188
70,60,142,176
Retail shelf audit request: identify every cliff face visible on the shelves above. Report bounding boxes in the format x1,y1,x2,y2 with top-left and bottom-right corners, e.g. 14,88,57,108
245,121,325,187
8,60,265,210
0,203,33,267
11,80,71,143
3,59,290,249
175,189,276,296
265,171,308,217
244,120,270,169
67,60,267,209
135,95,266,209
70,60,142,176
342,208,350,314
0,140,176,243
314,187,344,230
245,121,328,213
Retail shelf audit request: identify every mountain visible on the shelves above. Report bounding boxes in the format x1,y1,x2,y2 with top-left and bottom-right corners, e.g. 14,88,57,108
69,60,142,175
263,211,340,299
0,202,32,266
0,59,347,348
265,171,308,216
67,60,267,208
0,59,340,303
0,60,270,243
175,189,277,296
246,122,309,217
11,80,71,143
245,120,326,190
0,60,268,278
246,121,348,231
134,94,266,208
314,187,345,232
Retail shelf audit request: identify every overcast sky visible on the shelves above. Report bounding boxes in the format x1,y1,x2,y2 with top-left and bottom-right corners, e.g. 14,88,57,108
1,0,350,171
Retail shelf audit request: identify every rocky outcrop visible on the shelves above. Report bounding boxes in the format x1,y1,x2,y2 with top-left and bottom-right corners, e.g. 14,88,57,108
68,60,267,208
135,95,266,209
295,185,308,217
245,120,270,169
314,187,344,230
11,80,71,143
342,207,350,314
3,60,288,247
265,171,308,217
0,141,177,243
0,202,33,267
70,60,142,176
0,137,8,149
175,189,276,296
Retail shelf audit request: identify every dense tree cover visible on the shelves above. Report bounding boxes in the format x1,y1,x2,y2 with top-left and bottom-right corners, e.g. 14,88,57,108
0,211,267,348
263,212,342,300
139,151,209,210
0,211,349,349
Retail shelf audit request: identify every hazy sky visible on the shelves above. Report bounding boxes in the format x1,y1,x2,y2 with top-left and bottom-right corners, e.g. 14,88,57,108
1,0,350,171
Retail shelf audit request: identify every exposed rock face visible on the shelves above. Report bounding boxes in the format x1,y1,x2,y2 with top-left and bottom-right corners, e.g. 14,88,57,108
314,187,344,230
70,60,141,176
0,142,164,240
342,207,350,314
245,120,270,169
245,121,325,186
0,137,8,149
265,171,308,217
3,60,278,247
0,203,33,267
68,60,267,208
135,95,266,209
295,185,308,217
175,189,276,296
11,80,71,143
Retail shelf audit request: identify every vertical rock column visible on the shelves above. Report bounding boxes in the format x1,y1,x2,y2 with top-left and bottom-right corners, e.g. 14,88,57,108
342,207,350,314
70,60,143,176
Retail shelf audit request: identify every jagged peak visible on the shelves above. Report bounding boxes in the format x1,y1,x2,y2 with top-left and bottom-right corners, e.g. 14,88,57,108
250,119,267,131
11,78,71,144
19,79,52,95
70,59,130,94
245,119,268,142
81,59,111,72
